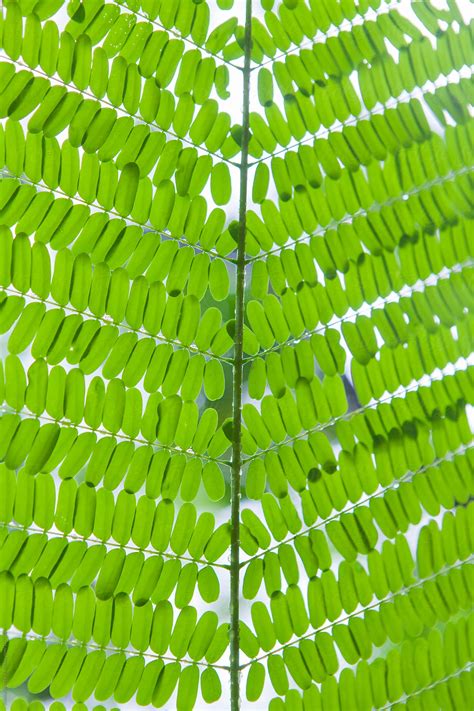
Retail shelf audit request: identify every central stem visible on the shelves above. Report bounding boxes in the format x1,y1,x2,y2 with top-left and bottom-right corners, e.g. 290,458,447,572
230,1,252,709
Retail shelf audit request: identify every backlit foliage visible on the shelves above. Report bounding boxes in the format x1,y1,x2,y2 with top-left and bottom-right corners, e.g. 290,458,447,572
0,0,473,709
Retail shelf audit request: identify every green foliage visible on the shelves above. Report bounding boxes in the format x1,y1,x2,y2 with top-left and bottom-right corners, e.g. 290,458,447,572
0,0,473,708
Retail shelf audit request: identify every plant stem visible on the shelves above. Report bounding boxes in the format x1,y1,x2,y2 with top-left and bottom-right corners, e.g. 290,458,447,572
230,1,252,709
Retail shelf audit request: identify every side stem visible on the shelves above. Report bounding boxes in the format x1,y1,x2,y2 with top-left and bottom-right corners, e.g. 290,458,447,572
230,1,252,709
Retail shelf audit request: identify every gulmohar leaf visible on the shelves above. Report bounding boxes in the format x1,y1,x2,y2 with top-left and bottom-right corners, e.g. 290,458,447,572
0,0,473,707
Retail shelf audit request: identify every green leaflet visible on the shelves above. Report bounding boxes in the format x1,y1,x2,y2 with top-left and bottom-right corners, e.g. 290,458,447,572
0,0,473,708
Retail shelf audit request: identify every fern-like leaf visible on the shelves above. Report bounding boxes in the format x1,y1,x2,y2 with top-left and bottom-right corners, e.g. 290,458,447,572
0,0,472,709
